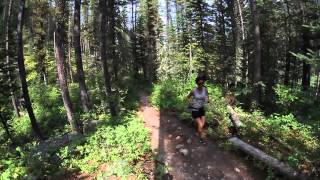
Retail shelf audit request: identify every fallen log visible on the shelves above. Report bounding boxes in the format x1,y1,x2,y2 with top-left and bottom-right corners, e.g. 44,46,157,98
227,105,296,153
35,132,83,155
83,120,103,133
227,105,242,128
33,120,101,155
269,135,296,153
229,137,309,180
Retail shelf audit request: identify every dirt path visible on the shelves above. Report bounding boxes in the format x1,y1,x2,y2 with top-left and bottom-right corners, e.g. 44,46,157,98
138,93,266,180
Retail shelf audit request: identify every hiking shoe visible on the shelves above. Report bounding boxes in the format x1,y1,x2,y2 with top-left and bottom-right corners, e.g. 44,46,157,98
199,137,206,144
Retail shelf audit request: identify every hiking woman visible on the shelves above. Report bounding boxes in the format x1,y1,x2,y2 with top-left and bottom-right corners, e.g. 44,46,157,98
187,76,209,140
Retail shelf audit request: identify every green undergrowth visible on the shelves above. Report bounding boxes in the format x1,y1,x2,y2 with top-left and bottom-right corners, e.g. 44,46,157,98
150,77,320,177
58,113,151,178
236,111,320,177
1,79,152,179
0,113,151,179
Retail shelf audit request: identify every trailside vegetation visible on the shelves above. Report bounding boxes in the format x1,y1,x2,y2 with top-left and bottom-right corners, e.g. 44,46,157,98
0,0,319,179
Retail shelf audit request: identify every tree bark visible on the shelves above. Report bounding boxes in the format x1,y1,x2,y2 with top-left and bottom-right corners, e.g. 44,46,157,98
236,0,245,41
146,0,157,82
68,6,74,83
106,0,118,81
217,0,228,88
131,0,139,79
189,43,193,78
17,0,44,140
35,132,82,155
316,71,320,102
300,1,311,91
236,0,246,85
227,105,242,133
229,137,308,180
284,0,291,86
166,0,171,54
195,0,205,48
54,0,81,133
74,0,91,112
229,0,237,87
82,0,90,69
5,0,20,117
99,0,117,117
33,0,48,85
0,112,14,143
250,0,262,106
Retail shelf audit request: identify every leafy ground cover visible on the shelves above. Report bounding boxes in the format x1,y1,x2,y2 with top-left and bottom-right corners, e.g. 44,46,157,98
0,81,152,179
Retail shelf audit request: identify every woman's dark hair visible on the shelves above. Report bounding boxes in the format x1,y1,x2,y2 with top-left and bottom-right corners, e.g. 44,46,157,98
195,76,206,84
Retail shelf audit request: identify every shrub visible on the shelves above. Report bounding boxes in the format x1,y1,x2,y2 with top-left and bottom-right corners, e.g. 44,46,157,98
273,84,299,114
59,114,150,178
0,158,28,180
237,108,320,175
150,80,182,110
11,115,32,140
265,114,319,153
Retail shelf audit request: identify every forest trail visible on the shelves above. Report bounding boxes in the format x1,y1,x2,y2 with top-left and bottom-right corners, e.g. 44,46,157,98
138,92,266,180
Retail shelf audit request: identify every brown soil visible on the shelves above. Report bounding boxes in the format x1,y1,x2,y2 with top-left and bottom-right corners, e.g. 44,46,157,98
138,92,267,180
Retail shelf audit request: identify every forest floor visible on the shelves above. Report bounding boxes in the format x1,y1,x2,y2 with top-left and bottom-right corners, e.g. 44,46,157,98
138,92,267,180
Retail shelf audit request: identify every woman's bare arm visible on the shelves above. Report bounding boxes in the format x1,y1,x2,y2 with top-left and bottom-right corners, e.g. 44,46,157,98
186,91,193,100
205,88,209,102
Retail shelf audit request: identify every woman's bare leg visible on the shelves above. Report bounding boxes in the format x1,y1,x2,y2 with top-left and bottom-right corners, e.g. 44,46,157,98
195,117,202,136
200,116,205,137
201,116,205,127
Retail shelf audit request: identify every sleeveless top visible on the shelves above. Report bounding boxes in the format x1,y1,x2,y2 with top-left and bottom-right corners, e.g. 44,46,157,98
190,87,208,109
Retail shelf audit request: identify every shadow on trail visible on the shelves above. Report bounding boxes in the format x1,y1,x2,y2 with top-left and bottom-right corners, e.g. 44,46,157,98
139,92,267,180
159,110,267,180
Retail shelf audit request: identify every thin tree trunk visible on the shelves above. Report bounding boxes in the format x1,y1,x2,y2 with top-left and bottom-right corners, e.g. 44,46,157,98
284,51,291,86
166,0,171,51
54,0,81,133
107,0,118,81
165,0,172,79
284,0,291,86
300,1,311,91
0,112,14,143
5,0,20,117
316,71,320,102
250,0,262,106
236,0,245,41
146,0,157,82
68,41,73,83
68,8,74,84
33,0,48,85
44,8,53,85
74,0,90,112
230,0,237,87
174,0,181,49
131,0,139,79
82,0,90,70
218,0,228,88
82,0,89,46
196,0,205,49
189,43,193,78
17,0,44,140
291,55,298,89
242,0,249,87
301,55,311,91
99,0,117,117
236,0,246,85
